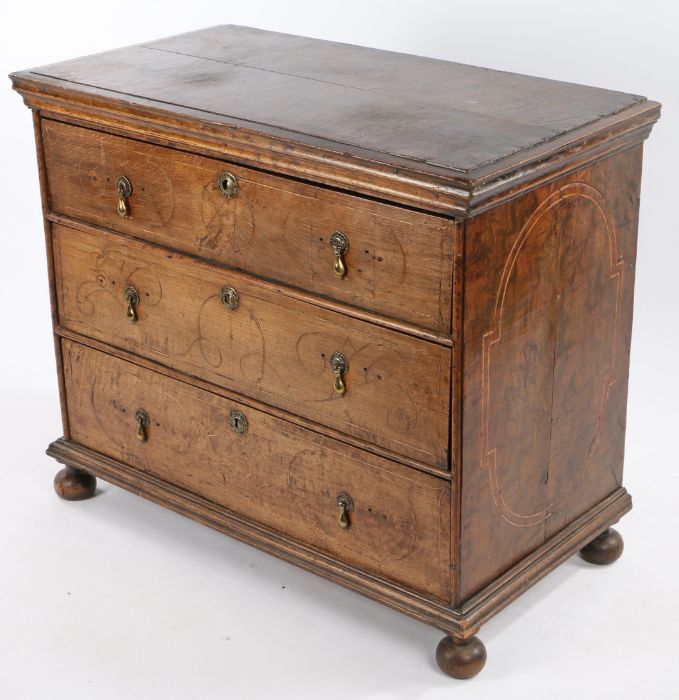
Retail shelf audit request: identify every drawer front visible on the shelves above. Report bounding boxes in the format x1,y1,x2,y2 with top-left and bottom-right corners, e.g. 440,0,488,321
54,224,451,468
62,340,452,600
42,119,455,334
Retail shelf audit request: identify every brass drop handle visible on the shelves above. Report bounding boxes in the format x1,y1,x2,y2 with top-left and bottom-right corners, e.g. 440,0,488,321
330,352,348,396
336,492,354,530
135,409,149,443
330,231,349,278
124,286,140,323
116,175,132,218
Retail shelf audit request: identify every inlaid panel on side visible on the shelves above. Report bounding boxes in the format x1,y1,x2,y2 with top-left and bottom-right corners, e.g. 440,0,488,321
62,340,452,601
42,119,455,334
53,224,451,468
459,146,643,601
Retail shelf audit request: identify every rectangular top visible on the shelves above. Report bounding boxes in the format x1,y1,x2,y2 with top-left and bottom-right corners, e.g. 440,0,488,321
11,25,660,214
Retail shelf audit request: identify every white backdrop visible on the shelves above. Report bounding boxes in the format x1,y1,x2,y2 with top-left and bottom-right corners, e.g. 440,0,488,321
1,2,677,698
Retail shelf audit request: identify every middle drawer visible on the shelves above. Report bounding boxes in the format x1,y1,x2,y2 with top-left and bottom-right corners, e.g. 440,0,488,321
53,224,451,469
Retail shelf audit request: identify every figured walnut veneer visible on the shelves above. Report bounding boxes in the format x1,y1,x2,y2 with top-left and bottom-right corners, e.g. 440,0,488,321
11,25,659,679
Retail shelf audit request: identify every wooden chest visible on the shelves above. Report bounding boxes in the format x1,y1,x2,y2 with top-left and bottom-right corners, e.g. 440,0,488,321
11,25,660,679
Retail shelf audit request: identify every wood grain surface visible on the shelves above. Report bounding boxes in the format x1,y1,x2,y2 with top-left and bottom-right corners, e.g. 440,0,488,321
42,119,455,334
10,27,660,664
23,26,646,174
12,28,660,217
53,224,451,468
61,340,452,600
458,146,643,601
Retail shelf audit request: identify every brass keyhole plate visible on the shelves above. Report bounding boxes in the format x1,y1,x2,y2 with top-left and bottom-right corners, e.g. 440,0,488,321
229,409,248,435
217,171,239,198
220,286,240,311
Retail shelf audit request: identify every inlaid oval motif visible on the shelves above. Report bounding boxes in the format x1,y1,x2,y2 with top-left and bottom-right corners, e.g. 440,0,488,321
482,183,623,527
200,179,255,253
194,293,265,381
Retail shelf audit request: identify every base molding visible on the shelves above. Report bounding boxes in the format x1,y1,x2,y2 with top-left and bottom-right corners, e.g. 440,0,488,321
47,438,632,637
457,490,632,633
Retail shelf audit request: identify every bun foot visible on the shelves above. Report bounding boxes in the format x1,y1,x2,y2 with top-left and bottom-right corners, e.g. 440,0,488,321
580,527,624,565
436,634,487,680
54,465,97,501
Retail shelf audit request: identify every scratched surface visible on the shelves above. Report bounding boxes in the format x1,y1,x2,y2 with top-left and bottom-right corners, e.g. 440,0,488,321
42,119,455,334
62,339,452,601
27,25,645,174
54,224,451,469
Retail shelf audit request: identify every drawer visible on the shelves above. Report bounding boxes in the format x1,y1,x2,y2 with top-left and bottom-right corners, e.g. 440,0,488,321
62,340,452,600
42,120,455,334
54,224,451,468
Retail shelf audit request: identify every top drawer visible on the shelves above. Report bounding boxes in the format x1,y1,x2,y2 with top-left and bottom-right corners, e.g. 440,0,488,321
41,120,455,334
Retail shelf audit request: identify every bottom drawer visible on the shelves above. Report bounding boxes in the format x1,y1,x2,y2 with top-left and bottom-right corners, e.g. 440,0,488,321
62,340,451,601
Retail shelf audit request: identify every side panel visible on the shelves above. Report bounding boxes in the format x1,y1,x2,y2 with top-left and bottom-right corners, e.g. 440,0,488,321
459,146,643,601
30,111,71,437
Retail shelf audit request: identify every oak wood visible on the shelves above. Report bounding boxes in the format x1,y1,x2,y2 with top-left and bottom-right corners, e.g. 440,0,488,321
42,119,455,334
48,211,454,347
12,26,649,176
10,26,659,678
53,223,451,469
10,27,660,216
13,76,659,217
61,340,451,599
46,436,633,638
30,113,72,438
55,324,451,478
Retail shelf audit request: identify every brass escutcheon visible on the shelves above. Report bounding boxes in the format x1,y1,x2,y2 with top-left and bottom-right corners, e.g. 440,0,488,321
329,231,349,278
330,351,348,396
336,492,354,530
229,409,248,435
116,175,132,218
220,286,240,311
124,286,140,323
135,409,149,443
217,171,239,198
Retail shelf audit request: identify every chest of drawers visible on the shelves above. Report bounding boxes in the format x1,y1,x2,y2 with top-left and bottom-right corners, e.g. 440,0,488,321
11,25,659,679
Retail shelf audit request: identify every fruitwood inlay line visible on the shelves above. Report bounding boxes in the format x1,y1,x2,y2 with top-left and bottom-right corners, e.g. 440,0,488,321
10,26,658,677
481,183,623,527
